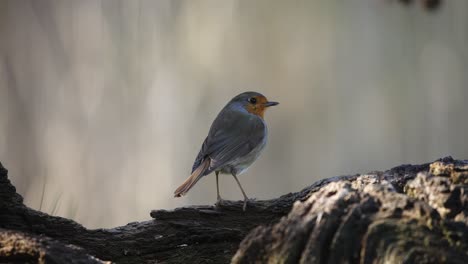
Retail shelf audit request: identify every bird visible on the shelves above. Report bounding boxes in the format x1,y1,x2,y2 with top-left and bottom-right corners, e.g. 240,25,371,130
174,91,278,211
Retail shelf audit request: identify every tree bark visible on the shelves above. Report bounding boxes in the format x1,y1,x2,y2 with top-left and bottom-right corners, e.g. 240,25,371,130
0,161,312,264
1,157,467,263
233,157,468,264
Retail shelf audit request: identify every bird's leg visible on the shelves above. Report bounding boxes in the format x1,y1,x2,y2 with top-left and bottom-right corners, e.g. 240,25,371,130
232,173,249,211
215,171,223,204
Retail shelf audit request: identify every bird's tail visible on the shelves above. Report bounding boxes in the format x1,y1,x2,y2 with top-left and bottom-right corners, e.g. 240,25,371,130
174,159,210,197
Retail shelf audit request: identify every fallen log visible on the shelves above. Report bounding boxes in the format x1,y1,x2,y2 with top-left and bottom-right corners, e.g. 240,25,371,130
233,157,468,263
1,157,467,263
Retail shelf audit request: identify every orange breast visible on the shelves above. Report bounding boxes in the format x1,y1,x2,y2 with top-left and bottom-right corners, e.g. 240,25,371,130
246,96,268,118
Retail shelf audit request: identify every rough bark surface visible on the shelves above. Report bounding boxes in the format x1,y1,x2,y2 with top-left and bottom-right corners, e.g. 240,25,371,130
1,157,467,263
0,161,311,264
233,157,468,264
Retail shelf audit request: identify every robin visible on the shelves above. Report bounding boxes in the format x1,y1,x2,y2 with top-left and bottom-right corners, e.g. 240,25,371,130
174,91,278,211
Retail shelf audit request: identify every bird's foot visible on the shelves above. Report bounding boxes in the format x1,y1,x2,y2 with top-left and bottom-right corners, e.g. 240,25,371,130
215,197,225,207
242,199,248,212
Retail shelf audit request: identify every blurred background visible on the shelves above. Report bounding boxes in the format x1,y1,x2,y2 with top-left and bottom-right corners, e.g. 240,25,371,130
1,0,467,228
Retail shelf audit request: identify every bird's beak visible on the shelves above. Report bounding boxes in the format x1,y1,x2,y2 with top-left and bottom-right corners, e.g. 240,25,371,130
264,101,279,107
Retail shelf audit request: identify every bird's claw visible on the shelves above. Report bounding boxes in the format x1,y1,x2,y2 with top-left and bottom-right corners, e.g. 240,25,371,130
242,199,248,212
215,197,225,207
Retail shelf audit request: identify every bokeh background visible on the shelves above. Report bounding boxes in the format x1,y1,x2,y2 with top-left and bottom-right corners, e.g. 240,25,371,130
1,0,467,228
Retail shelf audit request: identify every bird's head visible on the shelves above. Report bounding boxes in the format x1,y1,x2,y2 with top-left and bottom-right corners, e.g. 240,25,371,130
229,91,279,118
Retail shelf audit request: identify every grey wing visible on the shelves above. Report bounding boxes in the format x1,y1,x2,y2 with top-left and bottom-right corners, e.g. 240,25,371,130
191,112,265,175
191,137,210,173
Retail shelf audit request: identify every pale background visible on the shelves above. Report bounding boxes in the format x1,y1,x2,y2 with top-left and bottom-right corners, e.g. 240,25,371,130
1,0,467,228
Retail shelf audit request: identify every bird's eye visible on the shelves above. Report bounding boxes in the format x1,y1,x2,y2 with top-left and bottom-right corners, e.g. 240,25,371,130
248,97,257,104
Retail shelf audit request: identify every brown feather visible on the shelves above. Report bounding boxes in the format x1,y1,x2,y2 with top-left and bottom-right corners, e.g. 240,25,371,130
174,159,210,197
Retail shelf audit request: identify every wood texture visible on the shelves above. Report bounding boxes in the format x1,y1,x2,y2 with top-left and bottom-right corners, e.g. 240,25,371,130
1,157,467,263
